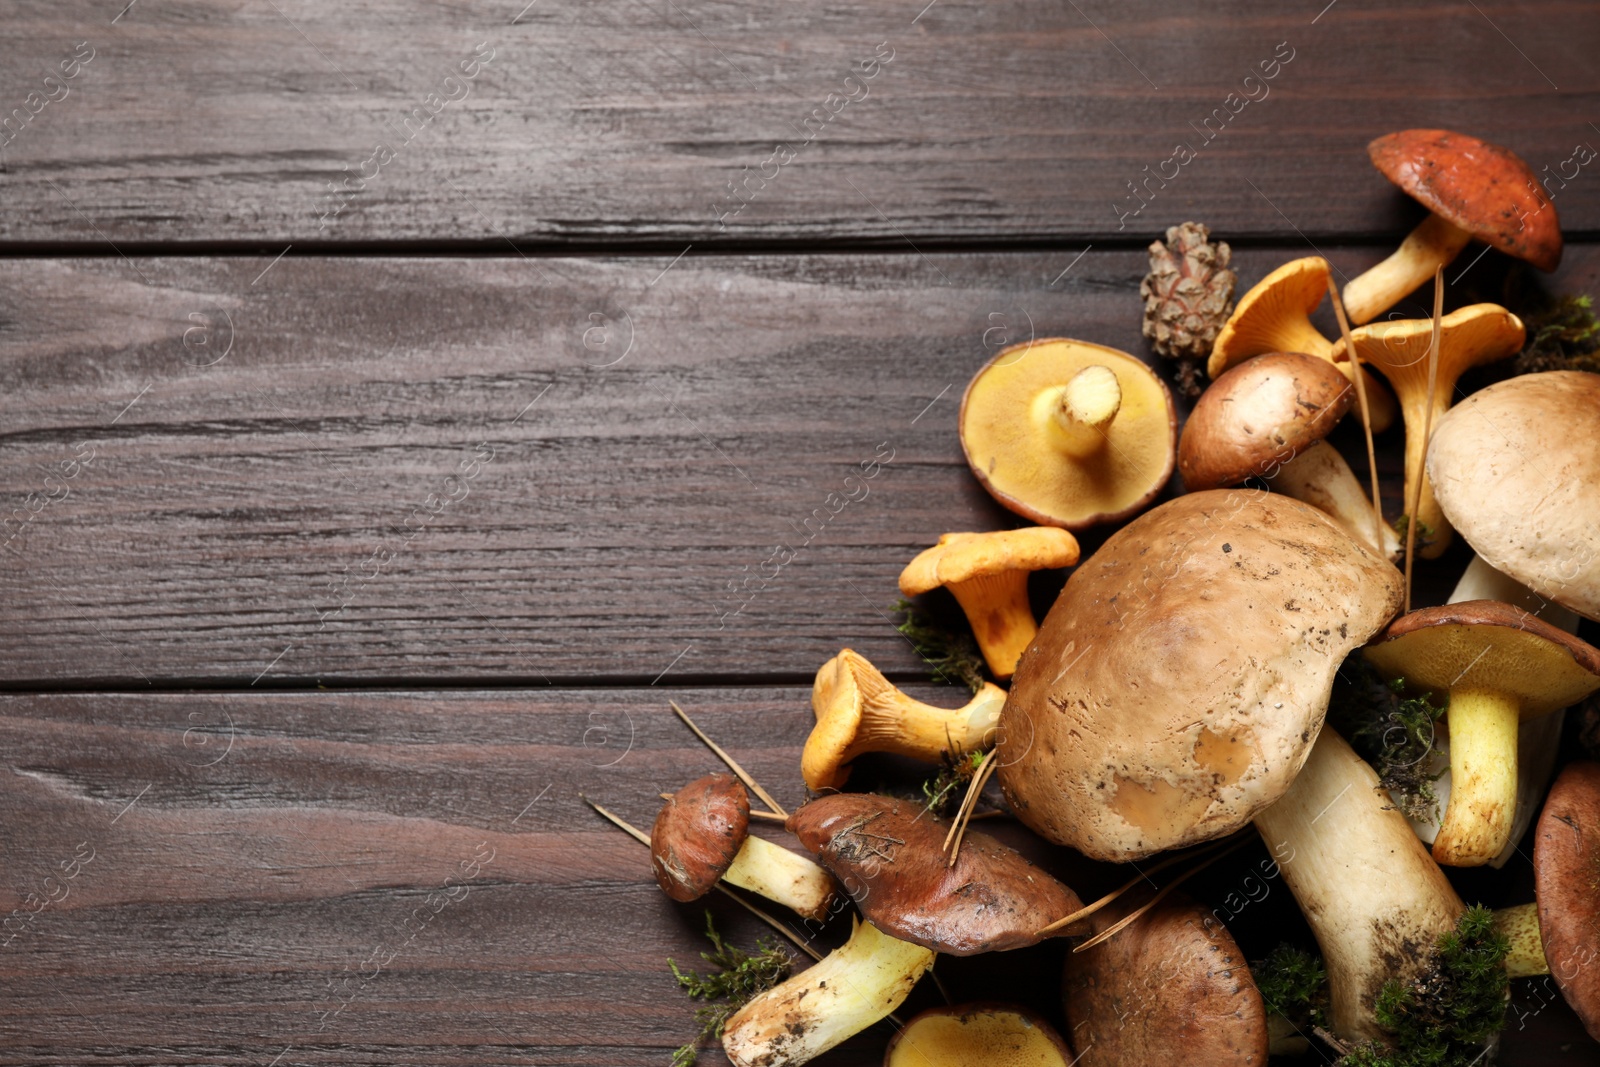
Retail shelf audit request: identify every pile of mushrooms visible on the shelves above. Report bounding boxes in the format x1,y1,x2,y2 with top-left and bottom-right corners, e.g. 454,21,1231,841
593,127,1600,1067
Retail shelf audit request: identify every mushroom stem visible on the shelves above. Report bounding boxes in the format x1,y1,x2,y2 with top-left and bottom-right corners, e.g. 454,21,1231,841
1251,727,1465,1042
1343,214,1472,325
1450,555,1582,631
1048,364,1121,458
1265,440,1400,560
1432,687,1522,866
1495,902,1549,979
946,570,1036,680
723,835,837,923
721,916,935,1067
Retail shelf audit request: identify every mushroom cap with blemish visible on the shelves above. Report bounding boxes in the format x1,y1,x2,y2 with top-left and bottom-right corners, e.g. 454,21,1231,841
1364,600,1600,717
786,793,1083,955
1369,129,1561,272
884,1002,1075,1067
1179,352,1354,491
994,489,1403,861
1061,892,1270,1067
1207,256,1332,379
650,773,750,901
899,528,1082,596
960,337,1176,530
1427,370,1600,622
1534,760,1600,1040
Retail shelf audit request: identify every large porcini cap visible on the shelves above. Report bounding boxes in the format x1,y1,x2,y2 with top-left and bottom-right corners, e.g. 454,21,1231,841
995,489,1403,860
1061,893,1269,1066
1534,760,1600,1040
1179,352,1353,490
786,793,1082,955
960,338,1176,530
884,1003,1074,1067
1370,129,1561,273
651,773,750,901
1428,370,1600,621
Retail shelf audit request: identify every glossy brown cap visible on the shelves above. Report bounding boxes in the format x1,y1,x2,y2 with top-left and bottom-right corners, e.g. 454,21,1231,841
786,793,1082,955
884,1003,1075,1067
1179,352,1354,491
1062,893,1269,1066
1534,760,1600,1040
1369,129,1561,272
651,773,750,901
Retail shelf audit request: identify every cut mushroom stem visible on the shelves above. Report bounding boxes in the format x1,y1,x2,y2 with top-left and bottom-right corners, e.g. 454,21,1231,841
1048,364,1121,457
721,916,935,1067
722,835,837,921
1343,214,1472,326
1494,902,1548,978
1266,439,1400,560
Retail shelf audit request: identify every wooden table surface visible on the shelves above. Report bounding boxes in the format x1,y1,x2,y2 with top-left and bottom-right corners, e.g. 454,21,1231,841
4,2,1599,1064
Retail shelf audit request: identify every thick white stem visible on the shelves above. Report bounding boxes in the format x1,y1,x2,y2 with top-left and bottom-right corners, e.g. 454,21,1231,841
723,835,836,922
1048,365,1122,458
1267,440,1398,560
1448,555,1581,631
1343,214,1472,325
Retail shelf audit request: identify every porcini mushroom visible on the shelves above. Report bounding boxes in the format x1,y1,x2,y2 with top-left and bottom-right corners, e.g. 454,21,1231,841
803,649,1007,791
1363,602,1600,866
721,914,935,1067
1179,351,1398,559
787,793,1083,955
959,338,1176,530
1428,370,1600,621
885,1003,1074,1067
898,528,1081,680
652,773,836,921
1207,256,1396,431
1333,303,1525,558
1343,129,1561,325
1532,760,1600,1040
1061,892,1270,1066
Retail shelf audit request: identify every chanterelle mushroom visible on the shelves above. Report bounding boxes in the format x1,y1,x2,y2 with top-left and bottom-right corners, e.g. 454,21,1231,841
1428,370,1600,621
1207,256,1396,431
1364,602,1600,866
1179,351,1397,559
1343,129,1561,325
960,338,1176,530
1533,760,1600,1040
651,773,836,921
1333,303,1525,558
899,528,1081,680
803,649,1007,791
885,1003,1074,1067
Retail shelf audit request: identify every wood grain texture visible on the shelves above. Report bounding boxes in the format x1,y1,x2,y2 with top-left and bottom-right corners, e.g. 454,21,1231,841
1,1,1598,245
9,246,1595,687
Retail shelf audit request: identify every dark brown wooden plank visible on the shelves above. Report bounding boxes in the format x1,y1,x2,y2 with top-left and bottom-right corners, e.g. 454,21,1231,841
3,246,1597,686
2,2,1598,245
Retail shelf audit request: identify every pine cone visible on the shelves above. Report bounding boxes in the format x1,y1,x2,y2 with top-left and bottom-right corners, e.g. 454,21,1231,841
1141,222,1236,367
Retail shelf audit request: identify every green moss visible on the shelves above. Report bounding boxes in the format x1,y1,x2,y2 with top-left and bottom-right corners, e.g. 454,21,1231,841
1327,660,1446,822
891,597,988,694
1514,293,1600,376
919,747,988,817
668,911,793,1066
1253,943,1329,1031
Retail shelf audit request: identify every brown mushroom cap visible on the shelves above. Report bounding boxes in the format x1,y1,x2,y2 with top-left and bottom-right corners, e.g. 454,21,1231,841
1364,601,1600,718
1534,760,1600,1040
885,1003,1074,1067
1207,257,1334,379
1369,129,1561,273
651,773,750,901
786,793,1082,955
995,489,1403,860
1427,370,1600,622
960,338,1176,530
899,528,1082,595
1179,352,1354,491
1061,893,1270,1067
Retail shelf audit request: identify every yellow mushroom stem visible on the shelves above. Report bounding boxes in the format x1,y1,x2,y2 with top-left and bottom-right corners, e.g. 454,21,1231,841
845,669,1005,765
1495,902,1549,979
1343,214,1473,325
1432,687,1522,867
723,835,837,922
722,917,935,1067
1047,364,1122,458
944,569,1037,680
1265,439,1399,560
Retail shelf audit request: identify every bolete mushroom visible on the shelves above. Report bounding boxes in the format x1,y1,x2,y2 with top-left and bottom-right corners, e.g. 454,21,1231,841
1333,303,1525,558
803,649,1007,791
1179,351,1398,559
1532,760,1600,1040
1207,256,1396,431
1061,892,1270,1066
898,528,1081,680
651,773,836,921
959,338,1176,530
885,1003,1074,1067
1343,129,1561,325
1364,602,1600,866
1428,370,1600,621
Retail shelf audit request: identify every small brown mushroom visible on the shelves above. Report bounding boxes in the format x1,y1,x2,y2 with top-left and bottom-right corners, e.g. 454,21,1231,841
1533,760,1600,1040
885,1003,1074,1067
651,774,835,921
1343,129,1561,324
